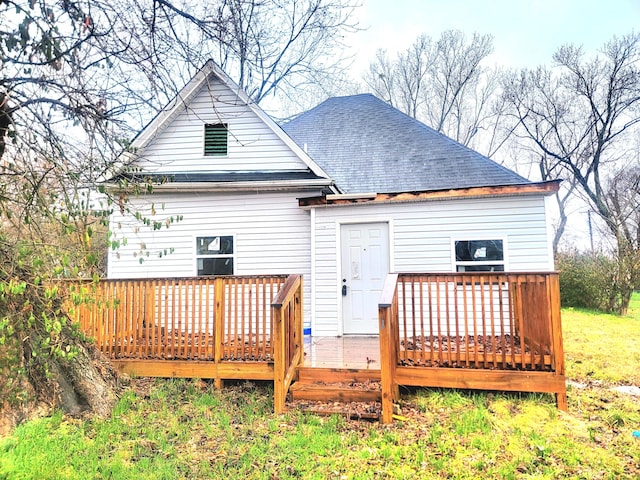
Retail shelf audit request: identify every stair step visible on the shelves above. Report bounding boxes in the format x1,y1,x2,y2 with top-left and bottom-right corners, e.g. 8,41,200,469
289,382,382,402
286,401,381,420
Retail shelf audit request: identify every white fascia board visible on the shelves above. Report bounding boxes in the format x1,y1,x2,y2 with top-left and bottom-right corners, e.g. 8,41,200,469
326,192,377,200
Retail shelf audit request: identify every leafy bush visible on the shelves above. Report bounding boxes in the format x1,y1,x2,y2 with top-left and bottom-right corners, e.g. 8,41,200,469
556,250,621,313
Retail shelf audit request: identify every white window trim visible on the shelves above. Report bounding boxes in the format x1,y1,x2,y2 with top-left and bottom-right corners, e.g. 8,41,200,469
450,237,509,272
194,234,236,276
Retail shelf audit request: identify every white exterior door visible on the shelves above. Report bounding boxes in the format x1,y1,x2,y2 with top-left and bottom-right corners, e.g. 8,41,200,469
340,223,390,335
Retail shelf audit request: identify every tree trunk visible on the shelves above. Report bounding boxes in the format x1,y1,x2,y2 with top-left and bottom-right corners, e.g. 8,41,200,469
0,323,124,435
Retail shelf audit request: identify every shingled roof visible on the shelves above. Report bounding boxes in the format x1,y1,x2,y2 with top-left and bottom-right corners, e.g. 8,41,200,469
282,94,529,194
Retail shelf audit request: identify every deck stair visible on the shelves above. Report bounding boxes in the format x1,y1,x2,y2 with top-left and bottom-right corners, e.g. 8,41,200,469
286,367,383,419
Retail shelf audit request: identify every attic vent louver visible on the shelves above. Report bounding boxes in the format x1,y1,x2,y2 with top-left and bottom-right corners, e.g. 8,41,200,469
204,123,228,156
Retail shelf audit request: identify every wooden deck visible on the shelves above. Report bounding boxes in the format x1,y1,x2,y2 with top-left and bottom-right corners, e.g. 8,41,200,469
66,271,566,423
65,274,304,413
379,272,566,423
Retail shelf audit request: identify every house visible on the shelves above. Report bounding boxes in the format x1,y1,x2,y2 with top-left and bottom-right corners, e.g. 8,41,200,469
107,60,559,339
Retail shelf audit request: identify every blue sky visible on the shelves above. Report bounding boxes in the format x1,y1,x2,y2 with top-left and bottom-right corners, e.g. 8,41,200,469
349,0,639,73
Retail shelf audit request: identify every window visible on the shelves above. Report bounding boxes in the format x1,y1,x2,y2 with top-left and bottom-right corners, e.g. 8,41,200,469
454,239,504,272
196,236,234,275
204,123,228,156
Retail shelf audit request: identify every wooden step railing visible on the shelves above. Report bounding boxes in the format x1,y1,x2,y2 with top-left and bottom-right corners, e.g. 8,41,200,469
271,274,304,414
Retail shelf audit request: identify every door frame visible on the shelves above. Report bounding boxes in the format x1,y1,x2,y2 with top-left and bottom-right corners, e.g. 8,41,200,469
335,218,394,336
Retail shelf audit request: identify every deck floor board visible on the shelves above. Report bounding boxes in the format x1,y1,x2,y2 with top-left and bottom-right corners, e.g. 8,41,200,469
304,336,380,370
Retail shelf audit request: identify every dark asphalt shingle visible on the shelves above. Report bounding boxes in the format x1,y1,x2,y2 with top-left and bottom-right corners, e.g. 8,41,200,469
282,94,529,194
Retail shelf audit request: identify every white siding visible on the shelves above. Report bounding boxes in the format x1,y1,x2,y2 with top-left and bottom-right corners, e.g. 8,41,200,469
136,77,309,173
108,191,554,337
311,195,554,336
107,191,316,327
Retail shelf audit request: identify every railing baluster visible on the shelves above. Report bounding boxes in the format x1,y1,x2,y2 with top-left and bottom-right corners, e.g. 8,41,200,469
499,275,507,369
410,278,417,363
248,277,254,360
400,278,407,363
444,276,452,366
190,278,196,360
488,277,497,368
460,275,468,367
227,278,233,360
427,277,434,366
241,277,247,360
480,275,488,368
262,277,267,360
159,280,166,359
516,276,526,369
418,279,425,366
453,277,460,366
435,276,442,366
204,279,210,360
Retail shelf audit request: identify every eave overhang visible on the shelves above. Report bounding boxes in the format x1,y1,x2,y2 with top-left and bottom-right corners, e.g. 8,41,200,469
104,178,335,194
298,180,561,208
139,178,335,193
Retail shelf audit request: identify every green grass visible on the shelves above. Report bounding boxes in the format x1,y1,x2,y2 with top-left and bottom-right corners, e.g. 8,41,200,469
1,297,640,479
562,300,640,385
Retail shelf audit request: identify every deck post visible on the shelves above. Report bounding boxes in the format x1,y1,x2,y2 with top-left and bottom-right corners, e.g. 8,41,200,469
214,277,225,389
379,273,399,424
272,297,286,414
548,273,567,410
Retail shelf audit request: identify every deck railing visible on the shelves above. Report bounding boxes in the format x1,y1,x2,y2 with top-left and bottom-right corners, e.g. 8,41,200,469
394,273,561,370
67,275,288,362
379,272,566,423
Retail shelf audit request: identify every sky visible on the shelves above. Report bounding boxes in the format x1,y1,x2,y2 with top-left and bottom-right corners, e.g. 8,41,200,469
345,0,639,248
348,0,639,75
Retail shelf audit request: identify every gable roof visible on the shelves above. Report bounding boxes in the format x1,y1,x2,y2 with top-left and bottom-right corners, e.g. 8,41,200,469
282,94,530,194
123,60,332,188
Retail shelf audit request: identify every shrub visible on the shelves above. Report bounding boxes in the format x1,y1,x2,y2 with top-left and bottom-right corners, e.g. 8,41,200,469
556,251,620,312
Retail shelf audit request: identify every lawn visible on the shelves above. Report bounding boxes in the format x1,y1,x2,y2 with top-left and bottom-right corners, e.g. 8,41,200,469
1,300,639,479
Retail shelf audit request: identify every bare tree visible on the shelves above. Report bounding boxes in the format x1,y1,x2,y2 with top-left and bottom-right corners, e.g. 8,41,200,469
503,33,640,313
395,34,434,118
363,30,506,155
138,0,360,108
365,49,399,108
0,0,138,432
604,163,640,311
426,31,493,137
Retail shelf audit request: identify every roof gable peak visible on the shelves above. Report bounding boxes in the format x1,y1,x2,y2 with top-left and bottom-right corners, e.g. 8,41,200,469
130,60,330,180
